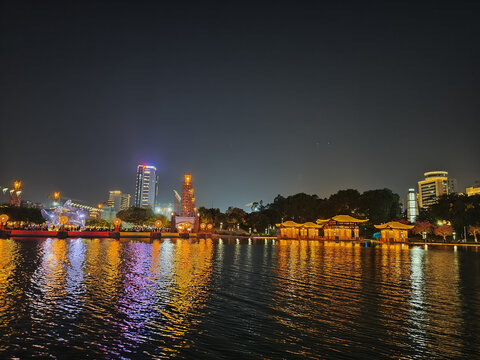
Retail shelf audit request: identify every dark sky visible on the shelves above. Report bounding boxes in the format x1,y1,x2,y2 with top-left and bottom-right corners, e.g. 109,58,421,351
1,0,479,210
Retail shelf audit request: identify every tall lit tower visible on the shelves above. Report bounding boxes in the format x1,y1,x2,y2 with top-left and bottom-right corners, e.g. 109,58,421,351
406,188,418,223
134,165,158,208
9,181,22,207
180,173,196,216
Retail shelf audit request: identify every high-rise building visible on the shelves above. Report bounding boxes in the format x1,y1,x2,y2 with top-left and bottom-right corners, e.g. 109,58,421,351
448,178,457,194
180,173,196,216
134,165,158,208
406,188,418,223
108,191,122,212
121,193,131,210
417,171,449,209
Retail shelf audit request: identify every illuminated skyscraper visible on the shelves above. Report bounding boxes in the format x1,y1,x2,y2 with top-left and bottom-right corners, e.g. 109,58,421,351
406,188,418,223
417,171,449,208
180,173,196,216
108,191,131,212
134,165,158,208
121,193,131,210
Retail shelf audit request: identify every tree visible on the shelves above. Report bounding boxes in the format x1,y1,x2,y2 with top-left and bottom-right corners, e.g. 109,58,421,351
1,206,45,224
86,218,111,227
413,221,433,239
429,194,480,234
468,225,480,242
225,207,247,229
434,224,454,242
327,189,361,216
116,206,167,226
357,189,401,224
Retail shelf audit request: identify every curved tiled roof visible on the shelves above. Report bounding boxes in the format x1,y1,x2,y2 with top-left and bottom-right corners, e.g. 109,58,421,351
374,221,414,230
317,215,369,224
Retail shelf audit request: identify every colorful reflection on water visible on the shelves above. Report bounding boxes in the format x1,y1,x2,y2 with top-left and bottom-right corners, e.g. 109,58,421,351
0,238,479,358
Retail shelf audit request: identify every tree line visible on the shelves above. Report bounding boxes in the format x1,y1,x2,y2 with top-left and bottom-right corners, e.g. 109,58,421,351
200,190,480,241
414,194,480,241
200,188,402,235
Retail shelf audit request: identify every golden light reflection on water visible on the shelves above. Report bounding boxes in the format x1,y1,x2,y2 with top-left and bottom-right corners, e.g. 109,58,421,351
272,241,478,358
0,238,479,358
0,240,19,350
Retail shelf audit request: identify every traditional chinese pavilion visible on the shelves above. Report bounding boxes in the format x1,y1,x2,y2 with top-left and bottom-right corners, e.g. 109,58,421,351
374,221,414,242
316,215,368,240
276,221,323,239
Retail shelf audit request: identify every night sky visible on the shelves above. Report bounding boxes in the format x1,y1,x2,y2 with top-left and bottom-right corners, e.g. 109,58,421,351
1,1,479,210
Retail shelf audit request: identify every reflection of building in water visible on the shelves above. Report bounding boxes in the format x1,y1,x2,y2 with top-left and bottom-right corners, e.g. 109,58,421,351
0,240,19,348
420,249,463,357
159,238,213,353
272,240,363,353
409,247,427,350
317,215,368,240
28,239,69,322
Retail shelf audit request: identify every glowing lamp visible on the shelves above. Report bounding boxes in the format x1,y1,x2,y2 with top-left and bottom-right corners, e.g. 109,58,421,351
155,219,163,228
0,214,9,229
200,223,206,229
13,181,21,190
53,192,60,200
59,216,69,225
207,223,213,231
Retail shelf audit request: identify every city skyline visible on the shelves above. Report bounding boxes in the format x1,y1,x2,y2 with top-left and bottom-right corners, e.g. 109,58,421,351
1,166,478,213
1,1,479,210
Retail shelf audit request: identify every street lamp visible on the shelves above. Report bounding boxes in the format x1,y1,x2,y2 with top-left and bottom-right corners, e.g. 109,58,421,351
155,219,162,232
113,218,122,232
0,214,9,230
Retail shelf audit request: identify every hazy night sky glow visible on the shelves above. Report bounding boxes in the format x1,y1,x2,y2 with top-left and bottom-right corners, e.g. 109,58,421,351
1,1,479,210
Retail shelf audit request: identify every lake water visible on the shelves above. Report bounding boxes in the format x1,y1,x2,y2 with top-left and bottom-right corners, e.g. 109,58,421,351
0,238,479,359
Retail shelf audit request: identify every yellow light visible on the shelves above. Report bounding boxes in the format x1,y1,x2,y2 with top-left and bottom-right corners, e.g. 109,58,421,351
53,192,60,200
113,218,122,226
155,219,162,228
0,214,9,224
59,216,69,225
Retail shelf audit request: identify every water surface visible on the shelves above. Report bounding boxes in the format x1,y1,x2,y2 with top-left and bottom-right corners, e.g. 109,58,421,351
0,238,479,359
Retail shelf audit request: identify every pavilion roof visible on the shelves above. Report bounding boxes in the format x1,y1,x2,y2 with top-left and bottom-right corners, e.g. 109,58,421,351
374,221,414,230
276,221,302,228
303,222,323,228
275,221,323,228
316,215,369,224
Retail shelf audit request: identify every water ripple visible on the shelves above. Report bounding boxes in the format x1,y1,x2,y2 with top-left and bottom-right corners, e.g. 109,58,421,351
0,239,479,358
